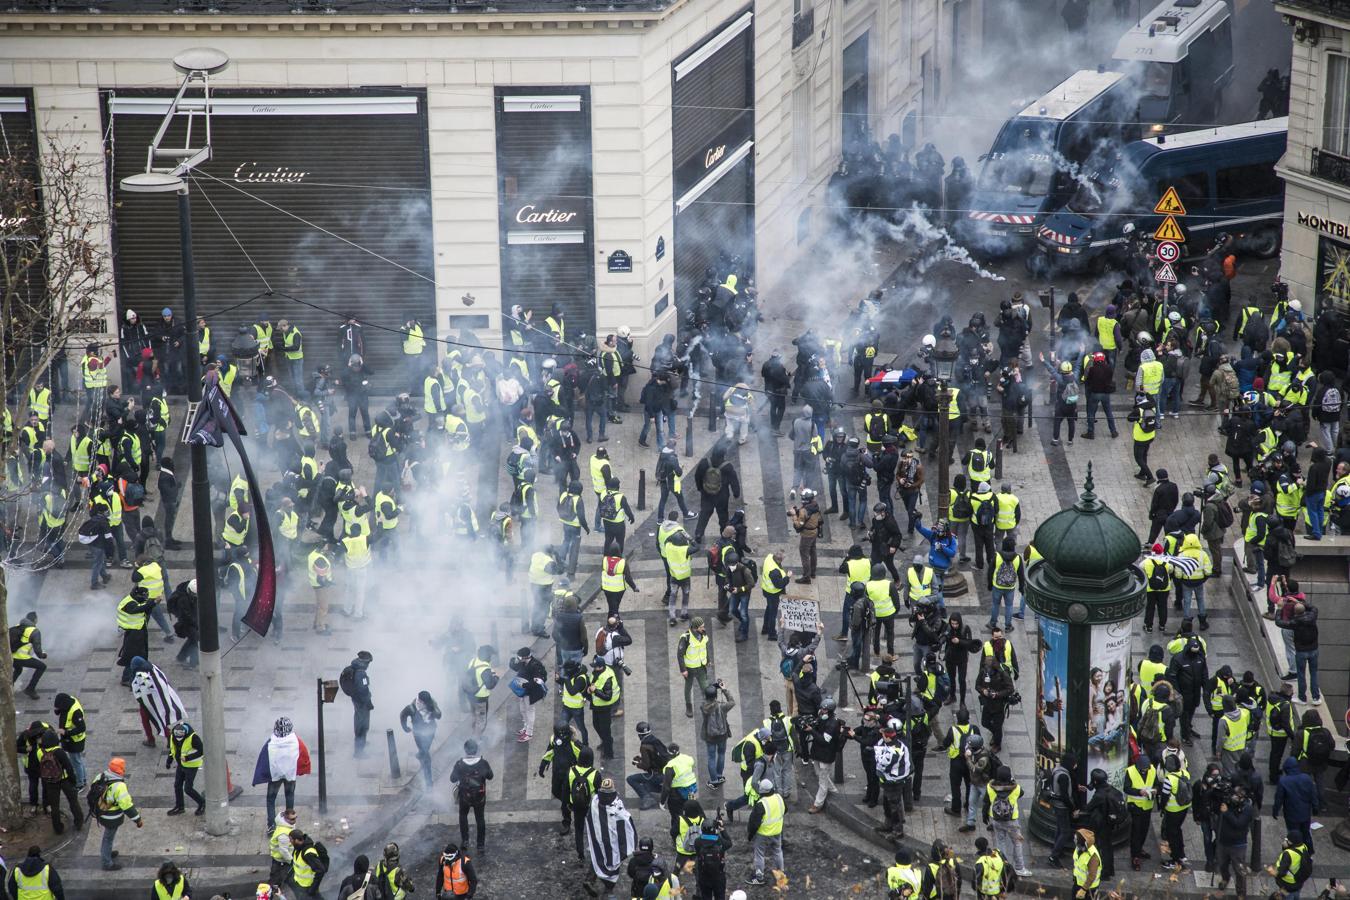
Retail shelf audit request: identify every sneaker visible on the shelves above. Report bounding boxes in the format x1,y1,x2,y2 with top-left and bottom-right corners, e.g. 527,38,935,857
745,874,767,886
516,733,531,743
1312,821,1324,831
833,633,849,642
1012,612,1024,620
958,824,976,833
685,511,698,519
1050,439,1060,447
1015,869,1032,878
167,807,185,816
1143,624,1152,633
1067,439,1074,447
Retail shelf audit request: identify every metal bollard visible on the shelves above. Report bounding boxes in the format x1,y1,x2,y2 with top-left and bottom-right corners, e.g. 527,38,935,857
994,439,1004,481
685,414,695,457
638,469,647,511
386,728,401,779
834,665,848,784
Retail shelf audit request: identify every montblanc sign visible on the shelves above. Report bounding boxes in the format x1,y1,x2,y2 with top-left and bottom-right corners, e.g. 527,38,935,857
1298,210,1350,239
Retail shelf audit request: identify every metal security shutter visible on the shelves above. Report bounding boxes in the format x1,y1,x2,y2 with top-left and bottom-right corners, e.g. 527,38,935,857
496,88,595,340
0,93,46,326
673,159,753,311
672,33,752,167
104,90,435,390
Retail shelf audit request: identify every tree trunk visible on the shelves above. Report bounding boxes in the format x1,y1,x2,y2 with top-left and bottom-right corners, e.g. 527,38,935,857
0,570,23,826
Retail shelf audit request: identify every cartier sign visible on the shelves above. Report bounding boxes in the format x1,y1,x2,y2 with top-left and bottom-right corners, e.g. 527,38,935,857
514,204,579,225
704,144,727,169
233,162,310,184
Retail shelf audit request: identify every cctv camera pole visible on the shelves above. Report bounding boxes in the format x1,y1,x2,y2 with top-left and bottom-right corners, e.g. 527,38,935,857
178,185,232,836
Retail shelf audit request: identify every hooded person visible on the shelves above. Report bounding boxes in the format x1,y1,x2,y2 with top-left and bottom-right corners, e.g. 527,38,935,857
7,846,65,900
128,656,187,749
252,716,313,828
584,776,637,893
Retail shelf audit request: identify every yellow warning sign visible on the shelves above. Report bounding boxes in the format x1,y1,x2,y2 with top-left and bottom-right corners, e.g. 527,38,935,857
1153,215,1186,242
1153,186,1188,216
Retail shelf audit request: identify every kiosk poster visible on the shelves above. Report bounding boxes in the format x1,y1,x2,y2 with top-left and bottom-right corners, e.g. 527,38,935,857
1087,619,1132,789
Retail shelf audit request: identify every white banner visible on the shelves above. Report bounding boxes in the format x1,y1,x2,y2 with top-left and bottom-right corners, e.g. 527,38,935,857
779,598,819,633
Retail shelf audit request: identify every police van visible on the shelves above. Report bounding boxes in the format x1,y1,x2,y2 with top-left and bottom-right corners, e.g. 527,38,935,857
1112,0,1235,133
1034,117,1286,272
958,69,1142,255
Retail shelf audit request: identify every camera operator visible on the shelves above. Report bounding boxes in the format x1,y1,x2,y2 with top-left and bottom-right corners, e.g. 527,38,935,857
975,656,1015,753
910,603,948,679
1192,762,1224,874
1215,780,1253,894
850,708,885,808
595,613,634,717
700,679,736,788
801,696,845,813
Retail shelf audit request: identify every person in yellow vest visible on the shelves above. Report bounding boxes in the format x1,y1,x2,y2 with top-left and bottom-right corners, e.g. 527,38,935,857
401,317,427,386
340,521,373,620
150,861,192,900
587,655,621,760
374,841,415,900
1138,644,1167,693
599,542,639,618
759,551,792,641
436,843,479,898
973,837,1011,899
1072,828,1102,899
745,778,785,886
286,829,329,898
166,721,205,816
276,319,305,394
677,618,711,718
1123,754,1156,869
116,586,154,686
526,546,560,637
993,483,1021,545
886,847,931,899
1176,533,1214,628
464,646,499,737
6,846,65,899
1128,395,1159,484
9,611,46,699
867,563,901,656
268,807,299,882
660,516,694,625
1216,694,1252,776
1264,830,1312,900
93,756,143,871
374,489,401,563
80,342,111,423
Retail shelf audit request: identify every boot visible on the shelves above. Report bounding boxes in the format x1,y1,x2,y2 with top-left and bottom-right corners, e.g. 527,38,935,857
1198,615,1209,631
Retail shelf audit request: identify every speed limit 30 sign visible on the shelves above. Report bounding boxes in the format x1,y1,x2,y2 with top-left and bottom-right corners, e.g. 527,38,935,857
1155,240,1181,263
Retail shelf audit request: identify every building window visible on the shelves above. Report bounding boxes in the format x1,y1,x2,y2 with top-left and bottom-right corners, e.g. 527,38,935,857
1324,54,1350,156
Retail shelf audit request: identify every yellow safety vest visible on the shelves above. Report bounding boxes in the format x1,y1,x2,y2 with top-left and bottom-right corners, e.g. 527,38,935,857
665,542,692,580
591,666,620,707
868,578,897,618
445,414,470,450
986,783,1022,819
948,723,972,759
589,455,609,494
948,387,961,420
1073,845,1101,889
994,493,1018,531
116,595,149,631
907,566,933,601
1138,659,1166,691
979,854,1006,896
403,323,425,355
528,552,556,586
561,674,587,709
423,375,445,415
343,533,371,569
756,793,785,835
62,699,85,747
375,492,399,530
676,813,704,857
150,396,170,434
28,387,50,422
82,355,108,389
759,556,786,595
198,325,211,357
69,434,91,474
1221,708,1251,752
282,328,304,360
1139,360,1163,395
1244,511,1268,545
307,549,333,588
1126,766,1155,810
1209,678,1232,713
254,322,273,352
1277,846,1307,887
888,864,924,897
558,494,582,528
1163,771,1190,812
11,625,36,661
135,561,165,599
467,657,492,699
41,491,66,529
665,752,697,789
221,513,248,547
682,631,709,669
1096,316,1118,351
601,557,627,592
277,509,299,540
845,557,872,584
967,449,992,484
601,491,625,523
170,732,204,769
291,847,319,887
12,864,53,900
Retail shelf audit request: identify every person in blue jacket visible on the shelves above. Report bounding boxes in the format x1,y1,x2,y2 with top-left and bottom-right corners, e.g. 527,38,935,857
914,514,958,607
1273,755,1321,846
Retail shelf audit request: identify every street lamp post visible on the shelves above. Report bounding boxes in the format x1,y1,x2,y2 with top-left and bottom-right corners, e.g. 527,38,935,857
316,678,339,814
120,47,233,837
931,335,968,599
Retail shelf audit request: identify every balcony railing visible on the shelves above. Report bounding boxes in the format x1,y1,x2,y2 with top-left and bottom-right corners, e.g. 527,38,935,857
1313,147,1350,190
792,7,814,49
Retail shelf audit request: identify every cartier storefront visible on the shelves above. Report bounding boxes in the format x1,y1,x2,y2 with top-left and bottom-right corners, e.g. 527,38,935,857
495,86,596,341
670,7,755,311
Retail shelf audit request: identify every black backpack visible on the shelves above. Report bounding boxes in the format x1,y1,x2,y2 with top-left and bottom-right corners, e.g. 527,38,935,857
647,736,674,771
952,492,973,520
1242,314,1270,348
695,835,726,877
570,767,596,810
7,625,23,652
974,497,995,528
1307,728,1335,764
39,752,62,784
1105,786,1127,826
597,492,619,522
768,717,791,753
1147,562,1170,591
458,763,488,805
338,665,356,697
701,465,723,496
1213,500,1235,530
123,482,146,505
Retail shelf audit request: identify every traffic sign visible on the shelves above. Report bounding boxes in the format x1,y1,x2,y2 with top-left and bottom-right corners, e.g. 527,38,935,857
1153,216,1186,242
1155,240,1181,263
1154,186,1188,217
1154,262,1178,284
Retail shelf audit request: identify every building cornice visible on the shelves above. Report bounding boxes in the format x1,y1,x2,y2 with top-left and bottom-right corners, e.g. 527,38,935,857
1274,0,1350,30
1278,161,1350,205
0,5,680,32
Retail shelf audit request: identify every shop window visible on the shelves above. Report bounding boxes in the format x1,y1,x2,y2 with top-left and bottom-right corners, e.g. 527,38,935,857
1323,54,1350,156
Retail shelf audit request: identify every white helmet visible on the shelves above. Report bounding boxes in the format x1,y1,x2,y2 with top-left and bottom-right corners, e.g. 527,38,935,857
1168,311,1181,323
921,334,936,349
1137,331,1153,346
188,579,198,594
618,325,632,339
1122,222,1136,235
1290,299,1303,312
542,357,557,370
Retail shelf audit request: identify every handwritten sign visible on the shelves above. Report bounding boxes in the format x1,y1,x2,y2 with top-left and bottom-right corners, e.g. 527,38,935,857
779,598,819,633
